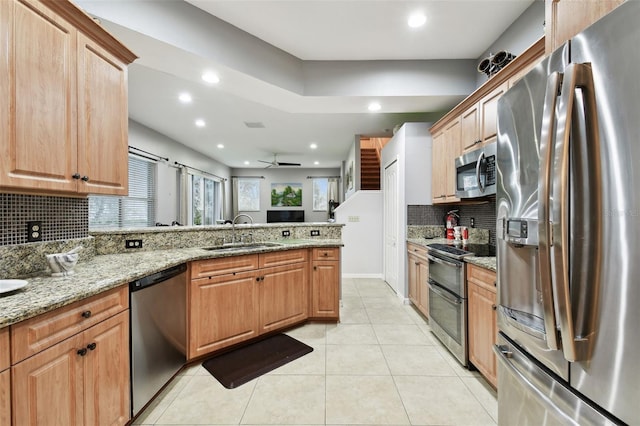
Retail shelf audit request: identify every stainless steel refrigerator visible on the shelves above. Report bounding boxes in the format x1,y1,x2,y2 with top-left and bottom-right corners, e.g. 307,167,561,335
495,2,639,425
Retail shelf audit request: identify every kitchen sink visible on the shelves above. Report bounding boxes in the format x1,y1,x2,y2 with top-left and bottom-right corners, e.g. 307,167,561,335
202,242,282,252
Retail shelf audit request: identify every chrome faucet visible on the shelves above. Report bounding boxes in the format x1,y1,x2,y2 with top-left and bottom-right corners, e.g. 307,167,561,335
231,214,254,243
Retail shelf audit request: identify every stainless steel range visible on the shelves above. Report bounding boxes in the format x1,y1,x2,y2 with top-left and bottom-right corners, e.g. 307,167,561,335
426,243,478,366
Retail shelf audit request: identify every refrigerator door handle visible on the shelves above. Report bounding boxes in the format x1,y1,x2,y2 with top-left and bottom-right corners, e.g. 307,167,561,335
537,71,562,351
553,63,601,362
475,151,486,193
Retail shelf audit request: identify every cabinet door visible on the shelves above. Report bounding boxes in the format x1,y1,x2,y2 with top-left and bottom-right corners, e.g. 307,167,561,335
12,333,85,426
468,282,497,388
545,0,623,53
444,118,461,200
431,131,447,202
0,0,78,192
480,82,507,143
77,32,128,195
310,260,340,320
188,271,259,359
461,103,481,153
416,260,429,318
259,263,308,332
83,311,130,426
0,369,9,426
407,253,419,305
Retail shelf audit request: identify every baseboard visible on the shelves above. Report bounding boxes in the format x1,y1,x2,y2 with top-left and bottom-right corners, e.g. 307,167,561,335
342,273,384,279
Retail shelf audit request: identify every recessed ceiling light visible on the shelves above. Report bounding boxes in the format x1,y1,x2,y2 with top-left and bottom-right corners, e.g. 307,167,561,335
368,102,381,112
178,92,192,103
314,161,319,165
244,161,250,165
217,144,224,149
310,143,318,149
195,119,206,128
408,13,427,28
202,71,220,84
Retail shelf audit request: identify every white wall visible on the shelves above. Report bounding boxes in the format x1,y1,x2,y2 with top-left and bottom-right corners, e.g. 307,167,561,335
232,167,340,223
380,123,432,299
334,191,383,278
128,119,233,223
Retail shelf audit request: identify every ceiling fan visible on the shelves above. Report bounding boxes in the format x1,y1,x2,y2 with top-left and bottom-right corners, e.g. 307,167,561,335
258,153,301,168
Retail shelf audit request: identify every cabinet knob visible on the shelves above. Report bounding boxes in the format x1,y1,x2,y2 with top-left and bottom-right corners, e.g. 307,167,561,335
314,266,317,271
72,173,81,179
77,348,88,356
492,304,497,311
81,176,90,182
81,310,92,319
87,342,97,351
256,277,260,282
493,281,497,287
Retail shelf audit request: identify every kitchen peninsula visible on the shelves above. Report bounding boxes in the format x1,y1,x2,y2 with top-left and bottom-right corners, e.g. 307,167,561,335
0,223,342,425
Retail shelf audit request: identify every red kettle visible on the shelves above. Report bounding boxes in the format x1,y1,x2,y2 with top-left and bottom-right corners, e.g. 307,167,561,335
444,210,460,240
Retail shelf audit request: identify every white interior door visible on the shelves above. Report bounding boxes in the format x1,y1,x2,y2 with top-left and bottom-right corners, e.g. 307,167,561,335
384,160,399,293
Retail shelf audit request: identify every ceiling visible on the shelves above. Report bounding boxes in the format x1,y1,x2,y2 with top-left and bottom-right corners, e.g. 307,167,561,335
79,0,535,169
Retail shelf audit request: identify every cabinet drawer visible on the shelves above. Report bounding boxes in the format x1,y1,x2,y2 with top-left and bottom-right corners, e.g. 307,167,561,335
467,264,497,292
191,254,259,279
0,327,8,371
259,249,308,268
406,243,429,261
11,285,128,364
311,248,339,261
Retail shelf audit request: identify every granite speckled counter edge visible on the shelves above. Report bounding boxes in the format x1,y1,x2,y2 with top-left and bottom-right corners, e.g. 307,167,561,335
0,238,343,329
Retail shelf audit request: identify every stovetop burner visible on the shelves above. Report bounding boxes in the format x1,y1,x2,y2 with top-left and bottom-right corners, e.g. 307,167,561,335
427,243,496,259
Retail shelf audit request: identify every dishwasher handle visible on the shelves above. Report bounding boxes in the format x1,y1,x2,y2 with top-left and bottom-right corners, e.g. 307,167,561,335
130,263,187,292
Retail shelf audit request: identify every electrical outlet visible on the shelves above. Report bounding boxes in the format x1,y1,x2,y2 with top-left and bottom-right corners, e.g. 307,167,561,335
282,230,291,237
348,216,360,222
27,221,42,242
125,239,143,249
310,230,320,237
470,218,475,228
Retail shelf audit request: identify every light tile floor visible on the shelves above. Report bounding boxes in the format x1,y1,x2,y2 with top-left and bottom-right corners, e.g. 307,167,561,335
134,277,497,425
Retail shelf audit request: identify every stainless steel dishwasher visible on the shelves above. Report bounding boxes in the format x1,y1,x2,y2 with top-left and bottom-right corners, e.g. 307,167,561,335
130,263,187,417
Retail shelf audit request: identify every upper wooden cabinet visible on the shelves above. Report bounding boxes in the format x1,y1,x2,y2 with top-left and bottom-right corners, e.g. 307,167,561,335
545,0,624,54
0,0,136,195
430,37,545,202
432,118,461,204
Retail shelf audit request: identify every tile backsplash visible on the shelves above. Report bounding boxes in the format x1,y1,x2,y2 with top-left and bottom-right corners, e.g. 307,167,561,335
0,194,88,246
408,198,497,245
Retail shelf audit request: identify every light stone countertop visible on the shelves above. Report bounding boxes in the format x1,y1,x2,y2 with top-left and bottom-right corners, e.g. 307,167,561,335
406,238,497,272
0,239,342,329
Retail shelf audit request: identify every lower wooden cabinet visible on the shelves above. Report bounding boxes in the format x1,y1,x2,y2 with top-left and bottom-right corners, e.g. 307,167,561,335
189,247,341,359
0,327,9,426
11,311,130,425
189,270,260,359
407,243,429,318
0,369,9,426
259,263,308,332
467,264,497,388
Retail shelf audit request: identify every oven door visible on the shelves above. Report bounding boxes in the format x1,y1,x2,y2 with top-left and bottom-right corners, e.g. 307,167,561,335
428,280,467,365
427,254,465,295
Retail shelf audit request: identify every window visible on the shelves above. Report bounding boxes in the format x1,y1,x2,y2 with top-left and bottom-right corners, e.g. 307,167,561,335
89,155,156,229
190,174,222,225
237,177,261,211
312,178,328,211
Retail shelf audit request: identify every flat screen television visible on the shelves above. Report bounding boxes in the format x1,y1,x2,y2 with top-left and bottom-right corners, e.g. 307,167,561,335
267,210,304,223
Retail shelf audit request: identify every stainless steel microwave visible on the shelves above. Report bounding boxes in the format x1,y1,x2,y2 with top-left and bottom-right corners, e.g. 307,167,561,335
455,142,496,198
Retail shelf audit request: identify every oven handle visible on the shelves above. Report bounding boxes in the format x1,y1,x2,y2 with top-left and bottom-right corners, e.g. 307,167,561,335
428,280,462,305
427,254,461,268
475,151,486,193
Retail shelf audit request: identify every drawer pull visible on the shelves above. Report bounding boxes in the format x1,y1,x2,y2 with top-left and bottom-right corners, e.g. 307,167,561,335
87,342,97,351
77,348,87,356
323,252,328,257
81,310,92,319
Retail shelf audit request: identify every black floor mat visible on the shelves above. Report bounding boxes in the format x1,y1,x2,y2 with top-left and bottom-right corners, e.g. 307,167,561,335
201,334,313,389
